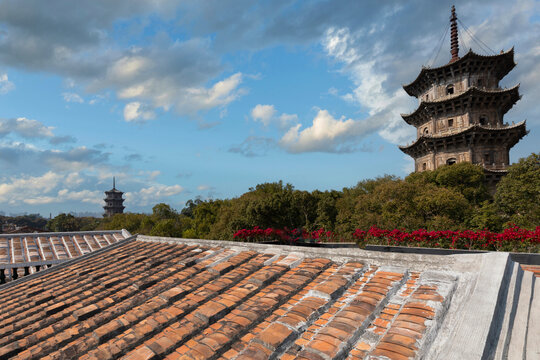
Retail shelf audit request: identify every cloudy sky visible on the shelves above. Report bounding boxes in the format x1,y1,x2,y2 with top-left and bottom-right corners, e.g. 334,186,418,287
0,0,538,216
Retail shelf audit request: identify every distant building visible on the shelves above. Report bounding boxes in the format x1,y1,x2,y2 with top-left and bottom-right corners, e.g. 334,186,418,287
399,6,528,191
103,177,125,217
1,222,18,233
3,225,46,234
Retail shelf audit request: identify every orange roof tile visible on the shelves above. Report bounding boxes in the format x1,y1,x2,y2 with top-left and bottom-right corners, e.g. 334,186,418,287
0,234,537,359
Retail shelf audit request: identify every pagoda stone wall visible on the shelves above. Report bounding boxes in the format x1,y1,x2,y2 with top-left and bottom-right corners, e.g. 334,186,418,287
421,77,469,102
415,144,511,172
471,145,510,169
419,71,501,103
416,109,503,138
418,113,469,137
416,150,472,172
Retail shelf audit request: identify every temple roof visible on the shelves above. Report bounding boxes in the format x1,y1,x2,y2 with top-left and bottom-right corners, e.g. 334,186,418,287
399,121,528,157
403,48,516,97
0,230,131,272
1,234,538,359
402,85,520,127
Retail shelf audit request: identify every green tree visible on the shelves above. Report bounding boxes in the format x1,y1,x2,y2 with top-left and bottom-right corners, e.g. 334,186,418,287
314,190,341,231
494,153,540,229
9,214,48,229
244,182,298,228
407,162,490,206
470,201,504,232
293,190,318,229
152,203,177,220
189,199,225,239
181,198,203,218
99,213,151,233
150,219,183,237
47,213,80,232
335,175,471,233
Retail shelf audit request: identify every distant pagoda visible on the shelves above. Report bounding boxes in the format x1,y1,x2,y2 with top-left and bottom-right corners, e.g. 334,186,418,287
103,177,125,217
399,6,528,191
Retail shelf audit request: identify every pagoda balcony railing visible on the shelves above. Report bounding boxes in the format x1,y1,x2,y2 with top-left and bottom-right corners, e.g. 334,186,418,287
481,163,508,170
407,123,511,145
419,85,505,103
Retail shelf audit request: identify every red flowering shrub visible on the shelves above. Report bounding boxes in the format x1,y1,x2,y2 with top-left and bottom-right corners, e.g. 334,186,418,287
234,225,539,252
352,225,540,253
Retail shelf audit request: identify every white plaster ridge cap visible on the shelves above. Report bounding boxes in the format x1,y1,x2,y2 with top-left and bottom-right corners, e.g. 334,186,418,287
428,251,511,359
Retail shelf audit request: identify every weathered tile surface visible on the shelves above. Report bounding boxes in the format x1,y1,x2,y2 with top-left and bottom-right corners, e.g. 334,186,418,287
0,231,130,283
0,236,464,360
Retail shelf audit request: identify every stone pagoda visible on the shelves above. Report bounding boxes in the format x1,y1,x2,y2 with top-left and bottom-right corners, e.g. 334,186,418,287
399,6,528,190
103,177,125,217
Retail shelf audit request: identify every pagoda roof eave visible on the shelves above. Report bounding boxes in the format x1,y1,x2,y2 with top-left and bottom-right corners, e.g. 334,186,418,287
399,120,527,155
401,85,521,126
105,188,124,194
403,48,515,97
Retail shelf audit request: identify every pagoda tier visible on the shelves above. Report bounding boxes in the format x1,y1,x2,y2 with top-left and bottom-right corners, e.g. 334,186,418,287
103,179,125,217
403,48,515,97
402,85,520,127
103,205,126,214
400,121,527,159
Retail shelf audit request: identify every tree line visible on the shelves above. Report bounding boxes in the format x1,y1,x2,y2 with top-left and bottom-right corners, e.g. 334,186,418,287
45,152,539,240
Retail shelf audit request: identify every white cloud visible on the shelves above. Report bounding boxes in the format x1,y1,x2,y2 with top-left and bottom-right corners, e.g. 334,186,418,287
125,184,184,206
251,104,276,126
0,117,55,138
62,92,84,103
138,170,160,181
42,146,110,171
118,85,146,99
322,27,415,144
108,56,150,82
0,117,77,145
119,73,245,120
175,72,245,114
250,104,298,130
58,189,102,204
25,189,102,205
328,87,338,96
0,171,62,204
278,113,299,130
229,136,275,157
279,109,380,153
65,172,84,187
197,184,210,191
0,114,187,211
0,1,249,120
0,73,14,94
123,102,156,122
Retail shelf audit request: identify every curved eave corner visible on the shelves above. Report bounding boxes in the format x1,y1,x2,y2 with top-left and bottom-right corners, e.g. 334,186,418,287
401,85,521,126
403,48,516,97
398,120,527,156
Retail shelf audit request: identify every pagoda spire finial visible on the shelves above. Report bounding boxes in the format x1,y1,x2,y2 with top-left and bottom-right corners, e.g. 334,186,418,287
113,176,116,190
450,5,459,63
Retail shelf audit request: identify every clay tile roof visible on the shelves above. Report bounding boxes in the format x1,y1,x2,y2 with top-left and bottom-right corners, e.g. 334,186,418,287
0,233,537,359
0,230,131,281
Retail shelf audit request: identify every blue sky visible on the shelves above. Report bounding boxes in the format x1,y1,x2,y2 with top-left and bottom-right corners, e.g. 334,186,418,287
0,0,538,216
